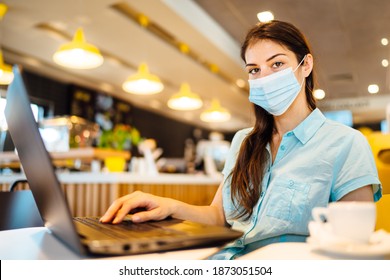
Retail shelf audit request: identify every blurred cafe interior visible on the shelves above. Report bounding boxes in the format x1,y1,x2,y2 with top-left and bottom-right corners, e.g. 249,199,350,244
0,0,390,259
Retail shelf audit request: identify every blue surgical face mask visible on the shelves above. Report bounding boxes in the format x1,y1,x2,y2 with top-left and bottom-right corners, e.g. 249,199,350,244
248,55,306,116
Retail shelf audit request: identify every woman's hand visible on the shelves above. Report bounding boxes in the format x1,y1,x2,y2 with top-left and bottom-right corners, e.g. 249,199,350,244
99,181,226,226
99,191,175,224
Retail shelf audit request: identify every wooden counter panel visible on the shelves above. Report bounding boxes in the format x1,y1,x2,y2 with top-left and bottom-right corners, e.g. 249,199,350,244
1,182,30,192
118,184,219,206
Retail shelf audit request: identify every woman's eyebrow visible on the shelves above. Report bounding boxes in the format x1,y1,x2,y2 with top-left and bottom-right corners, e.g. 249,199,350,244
245,53,287,67
266,53,287,62
245,63,257,67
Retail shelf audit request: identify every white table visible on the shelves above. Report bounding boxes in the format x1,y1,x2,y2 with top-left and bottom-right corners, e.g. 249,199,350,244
0,227,220,260
237,242,331,260
2,227,389,260
238,240,390,260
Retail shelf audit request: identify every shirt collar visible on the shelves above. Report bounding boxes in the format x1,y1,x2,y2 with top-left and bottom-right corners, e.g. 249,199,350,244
292,108,326,145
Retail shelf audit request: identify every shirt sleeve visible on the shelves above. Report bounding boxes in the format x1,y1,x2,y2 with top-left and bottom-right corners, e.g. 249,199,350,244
331,130,382,202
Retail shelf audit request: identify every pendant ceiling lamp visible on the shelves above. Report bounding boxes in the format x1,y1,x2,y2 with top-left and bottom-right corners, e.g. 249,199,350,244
52,27,103,69
167,83,203,110
0,51,13,85
200,99,231,122
122,63,164,95
0,3,7,20
0,5,13,85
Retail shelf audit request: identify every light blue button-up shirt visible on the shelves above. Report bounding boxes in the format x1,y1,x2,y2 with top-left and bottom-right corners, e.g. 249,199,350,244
211,108,382,259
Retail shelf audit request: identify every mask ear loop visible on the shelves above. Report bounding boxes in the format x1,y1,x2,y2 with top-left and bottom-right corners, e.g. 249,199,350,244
293,54,307,72
294,54,308,89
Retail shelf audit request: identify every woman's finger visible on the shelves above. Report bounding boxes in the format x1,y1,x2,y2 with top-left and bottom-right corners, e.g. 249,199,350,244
100,192,145,223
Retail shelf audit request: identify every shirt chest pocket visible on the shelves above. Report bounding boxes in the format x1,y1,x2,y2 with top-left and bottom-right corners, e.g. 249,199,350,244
265,178,310,223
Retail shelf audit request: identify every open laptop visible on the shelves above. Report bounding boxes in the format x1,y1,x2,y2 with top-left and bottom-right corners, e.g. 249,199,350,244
4,65,242,256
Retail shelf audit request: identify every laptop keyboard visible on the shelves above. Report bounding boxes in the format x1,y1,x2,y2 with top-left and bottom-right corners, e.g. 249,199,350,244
74,217,186,240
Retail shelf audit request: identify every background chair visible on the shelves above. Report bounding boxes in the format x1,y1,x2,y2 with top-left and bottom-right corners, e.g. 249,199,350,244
366,132,390,232
0,179,43,230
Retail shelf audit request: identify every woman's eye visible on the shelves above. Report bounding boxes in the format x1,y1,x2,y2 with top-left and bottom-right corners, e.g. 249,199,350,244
248,68,260,75
272,61,284,68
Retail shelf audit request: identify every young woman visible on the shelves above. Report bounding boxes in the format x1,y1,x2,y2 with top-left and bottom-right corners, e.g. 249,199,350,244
100,20,382,259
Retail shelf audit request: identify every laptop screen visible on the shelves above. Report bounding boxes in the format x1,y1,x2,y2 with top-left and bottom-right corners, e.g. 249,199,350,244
5,65,85,254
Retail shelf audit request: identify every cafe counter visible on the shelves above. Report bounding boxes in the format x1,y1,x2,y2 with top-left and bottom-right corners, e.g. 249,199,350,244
0,172,221,217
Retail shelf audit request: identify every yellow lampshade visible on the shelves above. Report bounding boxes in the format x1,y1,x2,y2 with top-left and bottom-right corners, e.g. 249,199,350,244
0,51,14,85
53,27,103,69
0,3,8,20
167,83,203,110
200,99,231,122
122,63,164,95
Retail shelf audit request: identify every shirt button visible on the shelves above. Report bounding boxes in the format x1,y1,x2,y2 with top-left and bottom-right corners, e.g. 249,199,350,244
289,180,294,186
280,145,286,151
236,239,243,246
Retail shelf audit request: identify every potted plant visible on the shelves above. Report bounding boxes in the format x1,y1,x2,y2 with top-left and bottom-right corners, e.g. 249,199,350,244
98,124,141,172
98,124,141,151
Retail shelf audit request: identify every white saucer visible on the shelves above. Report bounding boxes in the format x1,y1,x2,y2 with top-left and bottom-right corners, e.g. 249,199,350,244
308,222,390,258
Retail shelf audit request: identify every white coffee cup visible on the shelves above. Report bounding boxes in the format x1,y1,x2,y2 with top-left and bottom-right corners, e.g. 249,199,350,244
312,201,376,243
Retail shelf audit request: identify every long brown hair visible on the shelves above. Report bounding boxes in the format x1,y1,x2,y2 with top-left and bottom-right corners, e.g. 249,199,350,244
230,20,317,220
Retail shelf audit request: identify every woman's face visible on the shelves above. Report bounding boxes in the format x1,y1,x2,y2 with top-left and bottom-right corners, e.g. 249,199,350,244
244,39,303,81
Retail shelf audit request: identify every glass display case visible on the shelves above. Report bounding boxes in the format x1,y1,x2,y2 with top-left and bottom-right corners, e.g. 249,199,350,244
39,115,99,152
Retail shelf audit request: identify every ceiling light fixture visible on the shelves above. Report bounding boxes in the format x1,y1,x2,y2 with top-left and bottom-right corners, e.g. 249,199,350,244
382,59,389,67
381,38,389,46
52,27,104,69
313,89,326,100
235,79,246,88
368,84,379,94
0,51,13,85
0,3,7,20
200,99,231,122
167,83,203,110
122,63,164,95
0,5,13,85
257,11,274,23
